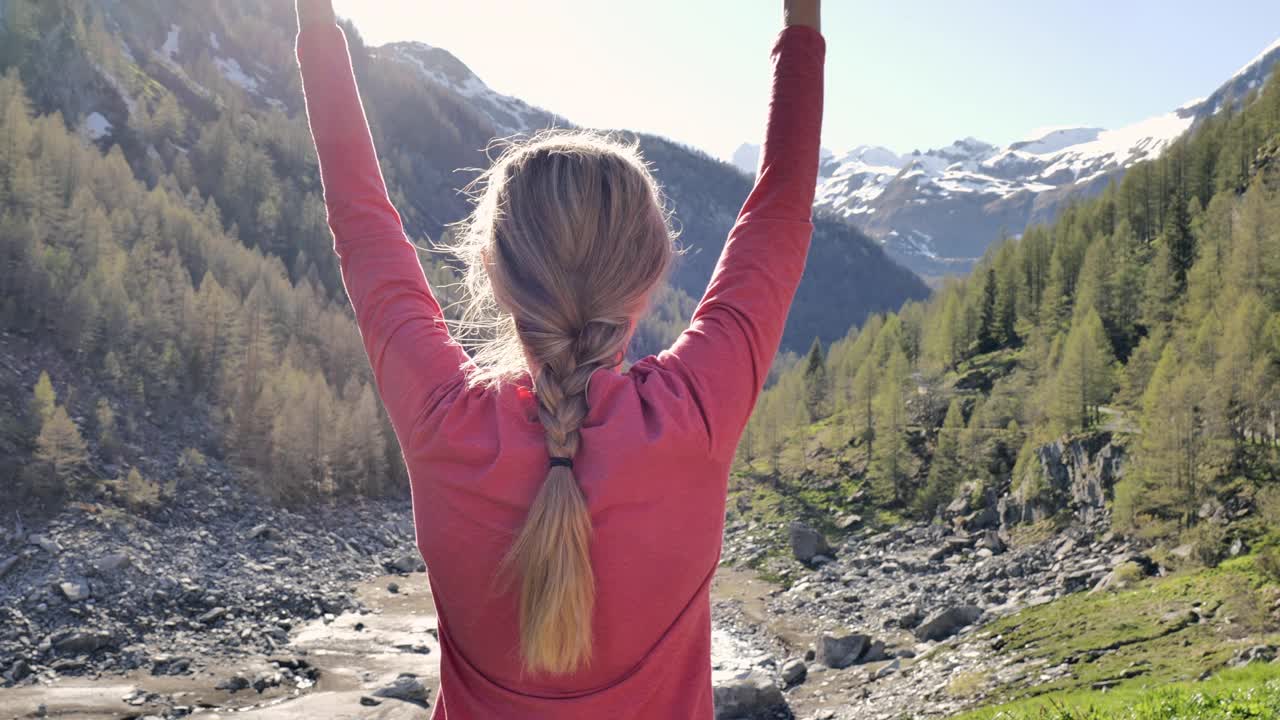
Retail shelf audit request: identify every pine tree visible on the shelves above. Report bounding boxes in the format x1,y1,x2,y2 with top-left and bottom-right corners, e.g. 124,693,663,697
802,337,827,422
975,267,999,353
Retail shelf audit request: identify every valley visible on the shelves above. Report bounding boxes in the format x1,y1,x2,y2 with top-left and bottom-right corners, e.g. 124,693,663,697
3,1,1280,719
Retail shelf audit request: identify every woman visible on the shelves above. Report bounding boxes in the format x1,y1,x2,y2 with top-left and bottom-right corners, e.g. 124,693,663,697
295,0,824,716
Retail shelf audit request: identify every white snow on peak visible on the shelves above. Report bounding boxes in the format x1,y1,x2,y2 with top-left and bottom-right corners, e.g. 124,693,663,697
1229,36,1280,82
161,24,180,60
208,32,220,51
382,42,555,136
83,111,112,140
1011,127,1103,156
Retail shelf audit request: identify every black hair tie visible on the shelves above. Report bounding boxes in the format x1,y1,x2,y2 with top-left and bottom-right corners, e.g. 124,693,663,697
549,456,574,469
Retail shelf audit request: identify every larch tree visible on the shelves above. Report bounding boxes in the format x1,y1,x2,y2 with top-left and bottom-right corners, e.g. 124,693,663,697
1051,308,1117,433
870,350,911,507
33,404,89,497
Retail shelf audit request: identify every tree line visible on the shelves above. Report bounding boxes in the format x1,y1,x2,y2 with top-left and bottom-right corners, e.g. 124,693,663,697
740,58,1280,545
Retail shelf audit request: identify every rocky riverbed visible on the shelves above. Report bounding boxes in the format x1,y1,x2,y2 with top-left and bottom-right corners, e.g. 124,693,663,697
0,463,1165,720
710,516,1162,719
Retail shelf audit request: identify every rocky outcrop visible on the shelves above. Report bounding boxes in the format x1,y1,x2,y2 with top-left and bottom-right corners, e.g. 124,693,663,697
999,433,1124,529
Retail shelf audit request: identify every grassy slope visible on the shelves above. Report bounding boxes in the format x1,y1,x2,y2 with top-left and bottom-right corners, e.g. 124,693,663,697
949,555,1280,719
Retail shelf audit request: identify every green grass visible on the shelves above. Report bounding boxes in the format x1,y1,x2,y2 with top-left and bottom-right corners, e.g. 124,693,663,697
951,665,1280,719
947,555,1280,718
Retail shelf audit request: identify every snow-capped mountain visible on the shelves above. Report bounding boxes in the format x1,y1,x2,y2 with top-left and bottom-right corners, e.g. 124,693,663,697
379,42,565,136
734,37,1280,279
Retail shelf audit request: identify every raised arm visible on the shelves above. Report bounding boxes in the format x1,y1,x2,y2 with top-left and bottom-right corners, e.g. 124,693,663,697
295,0,468,442
657,0,825,460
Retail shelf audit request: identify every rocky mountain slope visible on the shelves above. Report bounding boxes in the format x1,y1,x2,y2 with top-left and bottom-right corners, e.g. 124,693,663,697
34,0,925,353
735,38,1280,279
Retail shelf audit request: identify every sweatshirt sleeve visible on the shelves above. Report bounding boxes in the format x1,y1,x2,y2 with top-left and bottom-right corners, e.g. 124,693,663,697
296,22,469,443
656,25,825,461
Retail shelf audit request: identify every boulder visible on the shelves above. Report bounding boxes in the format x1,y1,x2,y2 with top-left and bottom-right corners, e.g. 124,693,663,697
914,605,982,642
388,554,425,574
834,514,862,530
1231,645,1277,667
247,524,277,541
960,507,999,532
788,522,832,564
4,659,32,682
0,555,18,580
781,658,807,685
51,629,114,654
815,633,870,669
976,530,1006,555
870,658,901,681
373,673,431,706
197,607,227,624
58,580,92,602
29,534,62,554
896,605,923,630
712,670,788,720
93,553,131,575
217,673,251,692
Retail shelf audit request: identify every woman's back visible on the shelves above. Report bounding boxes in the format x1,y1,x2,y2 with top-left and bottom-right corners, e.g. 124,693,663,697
295,1,824,715
416,365,729,716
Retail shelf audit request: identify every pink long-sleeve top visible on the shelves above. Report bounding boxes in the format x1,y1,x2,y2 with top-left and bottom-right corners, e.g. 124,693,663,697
297,20,824,719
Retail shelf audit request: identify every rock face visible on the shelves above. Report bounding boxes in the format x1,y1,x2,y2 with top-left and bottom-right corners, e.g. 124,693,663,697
1000,433,1124,529
789,523,833,565
712,670,789,720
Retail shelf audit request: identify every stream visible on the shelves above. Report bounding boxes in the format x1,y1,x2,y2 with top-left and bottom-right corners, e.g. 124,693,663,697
1,568,773,719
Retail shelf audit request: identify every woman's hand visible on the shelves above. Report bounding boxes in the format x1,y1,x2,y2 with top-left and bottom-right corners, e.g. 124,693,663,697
784,0,821,31
296,0,336,30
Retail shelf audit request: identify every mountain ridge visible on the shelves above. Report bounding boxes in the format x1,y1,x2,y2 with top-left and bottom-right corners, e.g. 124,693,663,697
733,37,1280,279
39,1,925,355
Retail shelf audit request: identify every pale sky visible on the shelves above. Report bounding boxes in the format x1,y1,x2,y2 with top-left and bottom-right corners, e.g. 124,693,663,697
332,1,1280,161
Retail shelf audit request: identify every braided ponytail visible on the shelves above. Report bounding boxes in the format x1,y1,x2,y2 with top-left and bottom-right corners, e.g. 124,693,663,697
447,130,675,675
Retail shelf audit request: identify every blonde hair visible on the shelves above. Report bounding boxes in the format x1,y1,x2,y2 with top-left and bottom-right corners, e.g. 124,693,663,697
449,130,675,674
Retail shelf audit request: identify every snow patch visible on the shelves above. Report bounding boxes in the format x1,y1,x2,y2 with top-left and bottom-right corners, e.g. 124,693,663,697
215,57,260,92
208,31,220,51
83,112,112,140
161,24,180,60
